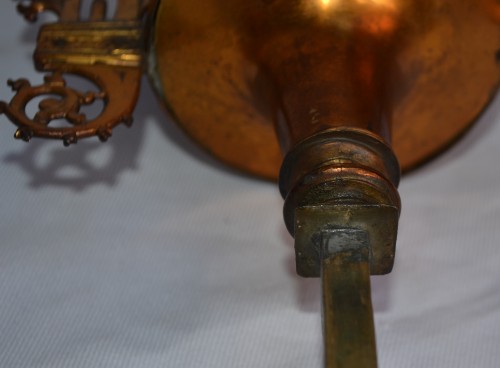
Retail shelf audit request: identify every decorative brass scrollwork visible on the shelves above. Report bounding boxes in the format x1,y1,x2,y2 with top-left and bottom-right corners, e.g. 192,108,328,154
0,0,147,145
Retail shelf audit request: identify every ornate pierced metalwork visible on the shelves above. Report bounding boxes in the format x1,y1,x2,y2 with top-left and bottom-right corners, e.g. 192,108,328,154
0,0,146,145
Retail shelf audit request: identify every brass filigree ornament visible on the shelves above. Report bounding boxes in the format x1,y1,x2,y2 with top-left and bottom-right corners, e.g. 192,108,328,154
0,0,147,145
2,73,109,145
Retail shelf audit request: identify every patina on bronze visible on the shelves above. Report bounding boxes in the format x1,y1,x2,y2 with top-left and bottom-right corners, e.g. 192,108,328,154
0,0,148,145
1,1,500,367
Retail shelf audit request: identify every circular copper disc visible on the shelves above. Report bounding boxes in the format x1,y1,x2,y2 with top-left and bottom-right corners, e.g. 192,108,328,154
150,0,500,180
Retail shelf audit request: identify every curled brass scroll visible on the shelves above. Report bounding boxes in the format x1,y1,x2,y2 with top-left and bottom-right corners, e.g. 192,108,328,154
0,0,146,145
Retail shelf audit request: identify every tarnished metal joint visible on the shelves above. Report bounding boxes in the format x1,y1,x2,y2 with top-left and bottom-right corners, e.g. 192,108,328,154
280,128,401,236
321,228,369,260
279,128,401,277
294,205,399,277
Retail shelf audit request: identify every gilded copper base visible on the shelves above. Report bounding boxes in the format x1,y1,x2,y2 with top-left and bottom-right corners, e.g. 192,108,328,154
151,0,500,179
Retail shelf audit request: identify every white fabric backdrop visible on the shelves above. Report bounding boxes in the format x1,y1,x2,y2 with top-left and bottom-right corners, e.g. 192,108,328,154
0,3,499,367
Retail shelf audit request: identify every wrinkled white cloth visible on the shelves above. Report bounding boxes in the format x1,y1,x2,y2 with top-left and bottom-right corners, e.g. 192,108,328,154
0,4,499,368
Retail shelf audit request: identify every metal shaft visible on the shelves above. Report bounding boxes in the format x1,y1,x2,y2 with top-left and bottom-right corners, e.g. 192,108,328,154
321,231,378,368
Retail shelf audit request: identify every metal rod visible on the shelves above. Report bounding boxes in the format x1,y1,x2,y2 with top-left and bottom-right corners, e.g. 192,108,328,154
321,231,378,368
